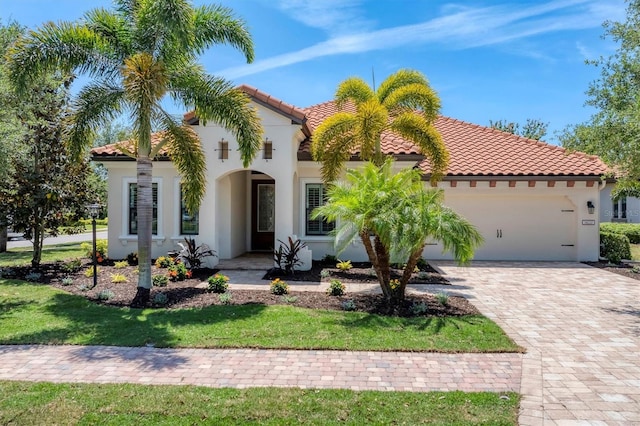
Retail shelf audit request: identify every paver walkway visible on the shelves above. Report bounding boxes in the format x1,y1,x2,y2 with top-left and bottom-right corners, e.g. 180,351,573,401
432,261,640,426
0,345,520,392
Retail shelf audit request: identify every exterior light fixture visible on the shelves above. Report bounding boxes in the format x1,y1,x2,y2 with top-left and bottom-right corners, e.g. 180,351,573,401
587,201,595,215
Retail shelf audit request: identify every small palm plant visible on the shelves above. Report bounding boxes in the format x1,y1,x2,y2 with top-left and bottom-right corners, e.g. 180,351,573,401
312,159,483,306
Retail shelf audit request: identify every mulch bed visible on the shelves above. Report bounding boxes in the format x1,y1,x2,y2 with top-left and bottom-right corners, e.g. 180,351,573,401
584,261,640,281
1,259,477,317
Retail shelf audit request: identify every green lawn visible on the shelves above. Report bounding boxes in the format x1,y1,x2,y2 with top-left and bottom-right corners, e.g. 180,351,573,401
0,242,87,267
0,281,520,352
0,381,519,425
631,244,640,261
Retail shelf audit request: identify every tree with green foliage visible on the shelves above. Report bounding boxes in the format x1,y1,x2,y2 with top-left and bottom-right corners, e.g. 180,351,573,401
0,21,92,265
489,118,549,140
311,69,448,183
313,160,483,307
0,20,27,252
8,0,263,305
559,0,640,198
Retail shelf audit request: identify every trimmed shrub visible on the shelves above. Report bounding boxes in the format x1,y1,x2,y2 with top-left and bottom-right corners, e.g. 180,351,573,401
113,260,129,269
152,274,169,287
270,278,289,295
111,273,127,283
600,222,640,244
207,274,230,293
326,279,345,296
81,239,108,262
600,231,631,264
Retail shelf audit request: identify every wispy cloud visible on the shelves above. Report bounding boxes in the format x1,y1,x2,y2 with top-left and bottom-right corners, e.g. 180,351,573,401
576,41,594,60
275,0,374,35
217,0,621,79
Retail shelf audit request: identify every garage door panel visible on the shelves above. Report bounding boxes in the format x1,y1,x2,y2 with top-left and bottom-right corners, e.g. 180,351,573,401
440,195,577,261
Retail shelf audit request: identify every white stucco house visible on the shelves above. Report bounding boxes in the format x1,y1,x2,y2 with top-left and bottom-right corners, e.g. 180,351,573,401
599,180,640,223
92,85,610,264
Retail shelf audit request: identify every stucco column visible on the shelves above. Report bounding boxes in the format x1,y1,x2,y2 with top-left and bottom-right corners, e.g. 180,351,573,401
274,173,295,245
200,178,219,266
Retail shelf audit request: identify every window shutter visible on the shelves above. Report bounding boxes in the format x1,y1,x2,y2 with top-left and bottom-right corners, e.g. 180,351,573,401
306,184,322,234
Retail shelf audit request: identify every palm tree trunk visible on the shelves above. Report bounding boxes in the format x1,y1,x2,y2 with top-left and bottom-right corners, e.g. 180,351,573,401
360,231,390,298
398,246,425,300
131,157,153,307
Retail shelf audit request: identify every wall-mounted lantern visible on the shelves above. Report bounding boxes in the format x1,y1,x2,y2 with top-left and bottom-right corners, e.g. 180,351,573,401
587,201,595,215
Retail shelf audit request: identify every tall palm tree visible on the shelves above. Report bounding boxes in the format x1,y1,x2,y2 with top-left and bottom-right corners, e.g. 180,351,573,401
7,0,263,306
313,160,482,306
311,69,449,183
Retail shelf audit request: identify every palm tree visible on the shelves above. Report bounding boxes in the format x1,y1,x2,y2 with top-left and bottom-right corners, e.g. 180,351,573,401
311,69,449,183
313,160,482,306
7,0,263,306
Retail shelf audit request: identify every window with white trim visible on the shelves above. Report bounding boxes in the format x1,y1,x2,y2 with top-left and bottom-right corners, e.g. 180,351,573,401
180,185,199,235
128,182,158,235
305,183,334,235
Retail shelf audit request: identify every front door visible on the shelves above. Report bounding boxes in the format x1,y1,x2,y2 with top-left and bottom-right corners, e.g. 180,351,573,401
251,180,275,251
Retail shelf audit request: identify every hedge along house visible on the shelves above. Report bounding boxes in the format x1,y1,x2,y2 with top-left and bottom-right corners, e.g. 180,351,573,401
92,85,609,264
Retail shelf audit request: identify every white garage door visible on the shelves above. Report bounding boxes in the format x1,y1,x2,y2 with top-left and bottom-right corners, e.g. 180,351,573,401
438,195,577,261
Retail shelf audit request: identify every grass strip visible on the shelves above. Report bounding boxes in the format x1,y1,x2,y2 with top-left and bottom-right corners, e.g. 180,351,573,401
0,281,520,352
0,381,519,425
0,243,87,267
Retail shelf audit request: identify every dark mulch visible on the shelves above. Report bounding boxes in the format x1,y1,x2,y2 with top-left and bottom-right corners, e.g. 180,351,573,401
584,261,640,281
265,260,448,285
1,259,475,317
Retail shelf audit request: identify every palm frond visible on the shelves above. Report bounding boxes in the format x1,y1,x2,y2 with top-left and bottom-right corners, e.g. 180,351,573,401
311,113,359,182
158,112,207,214
335,77,374,109
66,80,126,160
390,113,449,182
376,69,430,105
133,0,188,57
192,4,255,62
310,112,356,160
7,21,119,92
382,83,440,122
84,7,132,58
353,99,388,161
170,71,262,167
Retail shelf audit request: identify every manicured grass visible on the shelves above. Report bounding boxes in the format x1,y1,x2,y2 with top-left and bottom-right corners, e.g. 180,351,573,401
0,281,520,352
0,242,87,267
0,381,519,425
631,244,640,261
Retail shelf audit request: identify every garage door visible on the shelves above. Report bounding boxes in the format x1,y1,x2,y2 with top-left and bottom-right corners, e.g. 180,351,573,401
435,195,577,261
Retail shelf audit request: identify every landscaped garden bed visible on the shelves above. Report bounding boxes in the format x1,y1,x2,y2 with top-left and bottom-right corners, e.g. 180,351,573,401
1,257,464,317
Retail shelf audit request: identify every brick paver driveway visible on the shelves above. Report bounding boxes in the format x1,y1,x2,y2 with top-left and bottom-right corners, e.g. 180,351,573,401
433,261,640,426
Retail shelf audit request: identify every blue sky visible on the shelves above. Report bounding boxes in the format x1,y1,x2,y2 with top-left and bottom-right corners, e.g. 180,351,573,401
0,0,626,143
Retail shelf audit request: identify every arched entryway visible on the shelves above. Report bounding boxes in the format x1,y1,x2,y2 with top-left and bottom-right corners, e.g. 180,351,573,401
215,169,275,259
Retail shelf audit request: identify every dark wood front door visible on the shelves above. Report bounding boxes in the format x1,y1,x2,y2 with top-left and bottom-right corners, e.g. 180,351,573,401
251,180,275,251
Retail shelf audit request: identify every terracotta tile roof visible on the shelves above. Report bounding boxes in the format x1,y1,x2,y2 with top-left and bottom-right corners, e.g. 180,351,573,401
92,87,608,177
238,84,307,124
91,132,170,158
301,100,421,155
301,101,608,177
184,85,310,135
